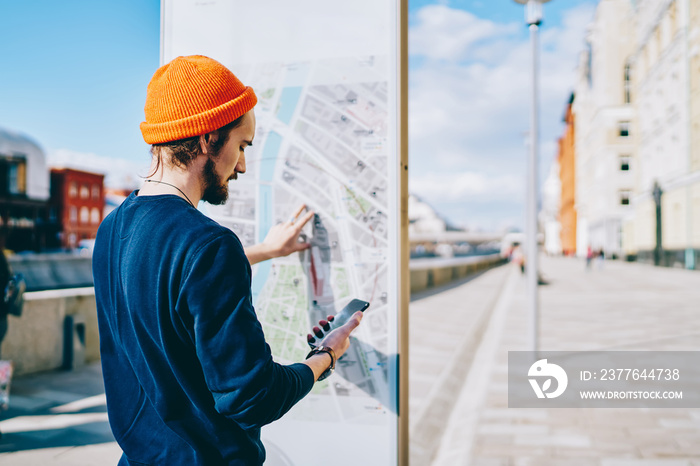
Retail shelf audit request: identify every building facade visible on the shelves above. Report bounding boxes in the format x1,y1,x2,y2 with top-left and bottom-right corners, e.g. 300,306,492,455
0,127,60,252
689,0,700,266
50,168,105,249
622,0,700,267
558,95,577,256
573,0,637,259
542,157,563,256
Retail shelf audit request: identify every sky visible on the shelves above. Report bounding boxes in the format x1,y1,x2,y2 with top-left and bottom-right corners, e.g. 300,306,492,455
0,0,597,231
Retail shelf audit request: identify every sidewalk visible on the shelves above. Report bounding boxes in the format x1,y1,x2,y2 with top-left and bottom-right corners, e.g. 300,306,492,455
432,256,700,465
409,264,512,465
0,362,120,465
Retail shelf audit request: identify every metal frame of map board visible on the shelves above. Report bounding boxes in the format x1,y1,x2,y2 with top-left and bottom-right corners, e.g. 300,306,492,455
161,1,408,464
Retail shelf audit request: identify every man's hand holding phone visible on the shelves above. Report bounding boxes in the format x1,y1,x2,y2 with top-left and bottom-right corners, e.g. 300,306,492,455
303,299,369,381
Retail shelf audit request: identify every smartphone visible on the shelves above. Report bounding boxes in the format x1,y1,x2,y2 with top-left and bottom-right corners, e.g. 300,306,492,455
309,299,369,347
327,299,370,331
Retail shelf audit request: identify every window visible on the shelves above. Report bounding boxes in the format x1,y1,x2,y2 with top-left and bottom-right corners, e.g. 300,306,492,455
620,190,631,206
8,164,19,194
620,156,630,171
0,158,27,196
80,206,89,224
92,184,101,199
70,206,78,223
619,121,630,137
80,184,89,199
69,182,78,198
624,64,632,104
90,207,101,225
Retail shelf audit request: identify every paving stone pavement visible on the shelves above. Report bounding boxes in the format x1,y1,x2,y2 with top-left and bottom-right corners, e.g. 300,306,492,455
430,256,700,466
409,264,512,465
0,362,121,465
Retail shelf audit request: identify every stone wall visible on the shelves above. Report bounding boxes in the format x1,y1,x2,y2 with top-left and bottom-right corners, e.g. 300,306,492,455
409,254,505,293
1,287,99,376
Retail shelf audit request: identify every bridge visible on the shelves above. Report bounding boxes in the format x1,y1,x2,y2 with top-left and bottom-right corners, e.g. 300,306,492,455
410,231,510,258
410,231,504,245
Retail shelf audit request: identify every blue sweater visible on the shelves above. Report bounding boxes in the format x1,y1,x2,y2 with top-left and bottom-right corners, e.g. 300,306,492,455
93,192,314,465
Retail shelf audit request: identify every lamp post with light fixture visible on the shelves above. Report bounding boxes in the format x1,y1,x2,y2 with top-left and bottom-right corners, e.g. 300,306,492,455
513,0,551,354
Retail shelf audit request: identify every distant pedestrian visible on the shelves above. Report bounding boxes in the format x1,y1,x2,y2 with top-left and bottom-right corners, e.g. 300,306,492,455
512,245,525,274
597,248,605,270
586,246,593,270
0,251,10,358
0,250,12,435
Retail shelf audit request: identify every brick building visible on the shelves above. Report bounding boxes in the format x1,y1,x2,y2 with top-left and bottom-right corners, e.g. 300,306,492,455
50,168,105,249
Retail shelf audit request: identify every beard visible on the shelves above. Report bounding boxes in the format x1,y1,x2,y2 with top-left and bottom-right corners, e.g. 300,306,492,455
201,157,230,205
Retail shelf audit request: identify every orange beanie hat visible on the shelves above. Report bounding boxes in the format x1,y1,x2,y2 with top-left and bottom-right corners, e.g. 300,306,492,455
140,55,257,144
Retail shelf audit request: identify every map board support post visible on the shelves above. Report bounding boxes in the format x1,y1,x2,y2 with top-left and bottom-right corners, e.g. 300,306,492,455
398,3,409,465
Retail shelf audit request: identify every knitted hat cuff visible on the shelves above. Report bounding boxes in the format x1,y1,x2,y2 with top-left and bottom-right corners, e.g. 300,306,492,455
140,86,257,144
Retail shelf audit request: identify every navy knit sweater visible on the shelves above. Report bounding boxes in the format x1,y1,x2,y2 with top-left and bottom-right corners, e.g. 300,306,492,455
93,192,314,465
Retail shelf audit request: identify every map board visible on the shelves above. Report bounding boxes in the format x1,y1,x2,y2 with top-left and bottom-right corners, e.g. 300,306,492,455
162,1,408,464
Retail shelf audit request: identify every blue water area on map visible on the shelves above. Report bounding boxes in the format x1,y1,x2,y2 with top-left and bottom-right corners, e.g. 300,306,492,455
276,87,303,125
251,82,304,303
251,130,283,302
258,130,283,245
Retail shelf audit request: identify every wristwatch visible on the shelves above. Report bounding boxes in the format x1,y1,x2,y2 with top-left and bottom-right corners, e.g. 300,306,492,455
306,346,336,381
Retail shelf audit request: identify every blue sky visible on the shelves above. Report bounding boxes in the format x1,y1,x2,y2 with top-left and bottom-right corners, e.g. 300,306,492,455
410,0,592,29
0,0,597,230
0,1,159,163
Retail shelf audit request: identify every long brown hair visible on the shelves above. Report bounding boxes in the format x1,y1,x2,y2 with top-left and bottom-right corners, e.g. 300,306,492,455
146,114,245,177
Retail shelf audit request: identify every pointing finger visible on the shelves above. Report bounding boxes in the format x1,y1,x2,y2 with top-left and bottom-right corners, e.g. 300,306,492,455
292,204,306,219
295,210,315,232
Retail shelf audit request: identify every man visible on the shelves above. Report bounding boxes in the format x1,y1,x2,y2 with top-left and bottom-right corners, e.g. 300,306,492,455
93,55,363,465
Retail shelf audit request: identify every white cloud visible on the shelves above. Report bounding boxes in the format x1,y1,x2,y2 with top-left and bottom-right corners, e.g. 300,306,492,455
411,171,523,203
410,6,519,62
408,2,596,230
48,149,146,189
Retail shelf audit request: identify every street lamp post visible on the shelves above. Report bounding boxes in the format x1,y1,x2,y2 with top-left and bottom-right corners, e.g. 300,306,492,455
653,181,663,267
514,0,551,354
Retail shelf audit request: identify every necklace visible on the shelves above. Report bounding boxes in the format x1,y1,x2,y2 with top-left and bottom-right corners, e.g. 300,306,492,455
144,179,196,208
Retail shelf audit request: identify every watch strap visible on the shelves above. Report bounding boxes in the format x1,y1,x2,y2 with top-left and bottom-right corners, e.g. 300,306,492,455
306,346,336,381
